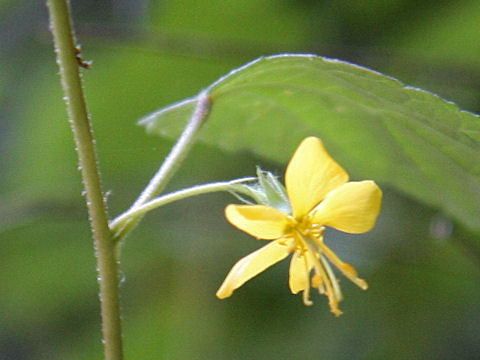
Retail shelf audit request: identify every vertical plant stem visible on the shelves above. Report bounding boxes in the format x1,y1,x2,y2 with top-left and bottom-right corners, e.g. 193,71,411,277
113,91,212,240
47,1,123,359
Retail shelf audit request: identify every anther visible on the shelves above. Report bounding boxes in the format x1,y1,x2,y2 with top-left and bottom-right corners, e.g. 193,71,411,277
302,291,313,306
311,273,323,288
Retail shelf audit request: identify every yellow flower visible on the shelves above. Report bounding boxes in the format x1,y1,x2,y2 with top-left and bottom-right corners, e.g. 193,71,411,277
216,137,382,316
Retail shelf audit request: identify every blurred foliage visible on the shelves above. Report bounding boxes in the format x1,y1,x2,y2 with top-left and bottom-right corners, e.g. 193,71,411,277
1,0,479,359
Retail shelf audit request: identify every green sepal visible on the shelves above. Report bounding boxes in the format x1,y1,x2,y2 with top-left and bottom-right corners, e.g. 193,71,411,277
256,167,291,214
228,182,268,206
228,168,292,214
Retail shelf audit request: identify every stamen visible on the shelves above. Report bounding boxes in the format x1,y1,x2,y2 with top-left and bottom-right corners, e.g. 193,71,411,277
293,231,346,314
296,215,325,239
320,255,343,302
302,289,313,306
340,263,368,290
308,244,341,315
311,273,322,288
330,302,343,317
292,232,314,306
302,243,313,306
311,273,326,294
314,237,368,290
308,223,325,238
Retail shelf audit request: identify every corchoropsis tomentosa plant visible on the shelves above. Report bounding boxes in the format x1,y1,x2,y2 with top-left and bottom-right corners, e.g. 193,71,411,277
53,0,480,358
47,1,383,356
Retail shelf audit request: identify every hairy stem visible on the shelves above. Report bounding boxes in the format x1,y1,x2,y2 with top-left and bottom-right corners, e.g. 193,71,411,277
110,178,256,235
47,1,123,359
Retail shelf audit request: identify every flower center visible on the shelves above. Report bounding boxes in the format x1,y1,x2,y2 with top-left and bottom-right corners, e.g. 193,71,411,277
291,214,325,240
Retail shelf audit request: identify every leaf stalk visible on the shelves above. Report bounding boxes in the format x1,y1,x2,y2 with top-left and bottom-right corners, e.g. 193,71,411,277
112,91,212,241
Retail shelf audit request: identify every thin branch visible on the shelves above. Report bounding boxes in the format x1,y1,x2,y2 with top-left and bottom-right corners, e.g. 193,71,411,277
110,178,256,234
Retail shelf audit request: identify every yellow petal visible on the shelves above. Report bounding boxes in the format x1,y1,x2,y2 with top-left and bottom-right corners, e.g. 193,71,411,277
311,180,382,234
285,137,349,219
216,238,293,299
225,204,289,240
288,250,313,294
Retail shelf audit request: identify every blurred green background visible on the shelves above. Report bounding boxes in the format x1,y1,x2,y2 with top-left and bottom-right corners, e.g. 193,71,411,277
1,0,480,359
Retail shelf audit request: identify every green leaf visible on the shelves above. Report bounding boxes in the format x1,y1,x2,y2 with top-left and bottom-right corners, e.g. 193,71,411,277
140,54,480,232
